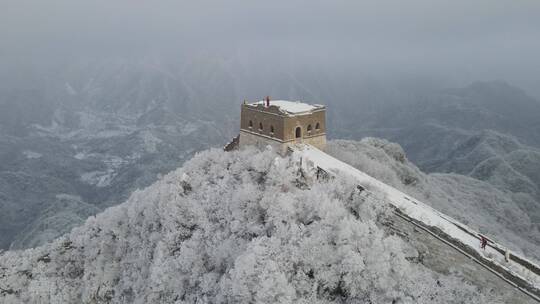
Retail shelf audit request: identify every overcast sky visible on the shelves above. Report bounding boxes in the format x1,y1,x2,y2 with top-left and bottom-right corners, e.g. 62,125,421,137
2,0,540,95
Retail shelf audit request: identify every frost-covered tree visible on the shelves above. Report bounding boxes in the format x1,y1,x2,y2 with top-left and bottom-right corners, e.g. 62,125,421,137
0,147,495,303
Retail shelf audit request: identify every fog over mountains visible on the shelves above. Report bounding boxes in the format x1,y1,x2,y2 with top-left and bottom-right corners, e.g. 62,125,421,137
1,57,540,254
1,1,540,303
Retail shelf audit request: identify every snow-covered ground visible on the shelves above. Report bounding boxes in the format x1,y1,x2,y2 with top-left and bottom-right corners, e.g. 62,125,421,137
295,144,540,296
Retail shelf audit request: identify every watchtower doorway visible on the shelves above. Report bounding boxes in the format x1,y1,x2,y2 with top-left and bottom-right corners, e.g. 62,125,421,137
295,127,302,143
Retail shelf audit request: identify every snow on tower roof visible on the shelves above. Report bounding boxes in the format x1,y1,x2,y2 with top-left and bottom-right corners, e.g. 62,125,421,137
249,100,324,115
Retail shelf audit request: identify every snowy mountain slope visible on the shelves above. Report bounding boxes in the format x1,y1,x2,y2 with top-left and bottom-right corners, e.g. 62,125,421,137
334,82,540,205
0,108,225,250
9,194,100,250
0,147,499,303
393,128,540,210
326,139,540,261
340,130,540,251
296,144,540,299
431,131,540,215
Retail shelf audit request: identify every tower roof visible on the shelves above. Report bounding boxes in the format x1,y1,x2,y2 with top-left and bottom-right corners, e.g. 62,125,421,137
247,100,324,115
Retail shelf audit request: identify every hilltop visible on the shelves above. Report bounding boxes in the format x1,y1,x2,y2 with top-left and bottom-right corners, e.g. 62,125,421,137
3,140,539,303
0,144,504,303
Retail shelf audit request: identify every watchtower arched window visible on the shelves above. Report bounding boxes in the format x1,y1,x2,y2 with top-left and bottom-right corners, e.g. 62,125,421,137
307,124,312,133
249,120,253,128
259,122,263,131
315,122,320,130
270,125,274,134
295,127,302,138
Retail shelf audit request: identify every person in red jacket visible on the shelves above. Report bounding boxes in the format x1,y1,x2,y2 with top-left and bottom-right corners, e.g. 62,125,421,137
480,235,488,250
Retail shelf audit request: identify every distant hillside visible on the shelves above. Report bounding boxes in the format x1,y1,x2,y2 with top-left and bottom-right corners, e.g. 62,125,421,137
336,81,540,151
334,82,540,232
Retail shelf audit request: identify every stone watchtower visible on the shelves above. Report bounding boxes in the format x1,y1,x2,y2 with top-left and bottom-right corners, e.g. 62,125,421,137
237,97,326,153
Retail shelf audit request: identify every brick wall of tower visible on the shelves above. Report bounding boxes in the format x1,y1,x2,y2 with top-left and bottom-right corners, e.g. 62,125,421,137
239,103,327,152
282,110,326,142
240,105,285,141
